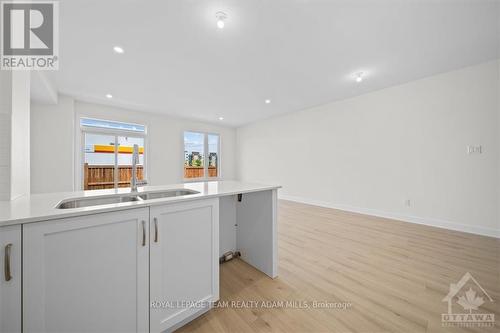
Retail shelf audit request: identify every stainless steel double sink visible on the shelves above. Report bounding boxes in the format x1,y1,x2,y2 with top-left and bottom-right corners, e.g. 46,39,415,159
56,189,200,209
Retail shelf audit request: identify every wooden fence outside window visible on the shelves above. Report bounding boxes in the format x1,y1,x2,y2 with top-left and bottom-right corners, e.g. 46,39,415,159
84,164,218,190
84,164,144,190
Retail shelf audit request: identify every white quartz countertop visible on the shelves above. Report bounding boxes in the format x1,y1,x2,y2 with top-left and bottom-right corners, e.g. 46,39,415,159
0,181,280,227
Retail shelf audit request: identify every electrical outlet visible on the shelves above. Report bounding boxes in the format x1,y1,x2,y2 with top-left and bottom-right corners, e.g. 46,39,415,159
467,145,482,154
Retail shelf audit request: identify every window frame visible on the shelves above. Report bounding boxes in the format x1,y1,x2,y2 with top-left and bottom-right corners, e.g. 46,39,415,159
78,117,148,190
183,131,221,182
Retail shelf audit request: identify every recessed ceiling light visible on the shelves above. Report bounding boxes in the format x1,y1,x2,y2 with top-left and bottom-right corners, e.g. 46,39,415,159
265,99,271,104
105,94,113,99
355,72,364,83
218,116,224,121
113,46,124,54
216,11,227,29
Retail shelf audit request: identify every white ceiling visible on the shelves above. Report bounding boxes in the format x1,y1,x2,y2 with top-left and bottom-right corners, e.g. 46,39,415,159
55,0,500,127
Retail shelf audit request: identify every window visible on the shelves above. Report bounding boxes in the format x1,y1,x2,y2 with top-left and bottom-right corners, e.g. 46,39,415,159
81,118,147,190
184,131,220,179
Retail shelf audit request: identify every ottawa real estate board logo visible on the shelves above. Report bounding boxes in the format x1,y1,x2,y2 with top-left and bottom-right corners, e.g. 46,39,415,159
442,272,495,328
1,1,58,70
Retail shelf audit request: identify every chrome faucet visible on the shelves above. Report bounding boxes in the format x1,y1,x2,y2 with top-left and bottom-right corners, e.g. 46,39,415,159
131,144,147,192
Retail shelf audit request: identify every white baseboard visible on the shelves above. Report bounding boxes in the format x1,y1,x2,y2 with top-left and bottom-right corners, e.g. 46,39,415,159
279,194,500,239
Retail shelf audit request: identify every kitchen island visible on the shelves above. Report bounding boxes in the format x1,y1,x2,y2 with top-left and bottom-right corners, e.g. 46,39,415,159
0,181,280,333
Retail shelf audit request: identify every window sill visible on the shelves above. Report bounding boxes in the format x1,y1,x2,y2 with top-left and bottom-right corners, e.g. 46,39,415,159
183,177,221,183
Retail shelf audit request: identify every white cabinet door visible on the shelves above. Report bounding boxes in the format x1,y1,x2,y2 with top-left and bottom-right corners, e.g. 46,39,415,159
23,208,150,333
150,199,219,333
0,225,21,333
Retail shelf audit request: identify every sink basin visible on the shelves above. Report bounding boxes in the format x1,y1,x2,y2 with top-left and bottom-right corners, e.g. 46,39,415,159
138,189,199,200
55,189,200,209
56,195,143,209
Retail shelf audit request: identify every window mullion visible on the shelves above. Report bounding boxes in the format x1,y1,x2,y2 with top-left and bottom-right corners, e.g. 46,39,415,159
114,135,118,189
218,135,220,178
204,133,208,179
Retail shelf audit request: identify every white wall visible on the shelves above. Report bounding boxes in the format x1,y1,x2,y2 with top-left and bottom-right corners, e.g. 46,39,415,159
30,96,236,193
0,70,31,201
0,71,12,200
31,95,75,193
498,60,500,230
237,60,500,237
10,71,31,199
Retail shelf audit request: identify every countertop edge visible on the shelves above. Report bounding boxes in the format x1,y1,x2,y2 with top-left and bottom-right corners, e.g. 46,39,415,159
0,182,281,227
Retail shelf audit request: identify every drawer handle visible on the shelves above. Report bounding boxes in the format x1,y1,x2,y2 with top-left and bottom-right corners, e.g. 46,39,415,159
141,221,146,246
4,243,12,281
154,217,159,243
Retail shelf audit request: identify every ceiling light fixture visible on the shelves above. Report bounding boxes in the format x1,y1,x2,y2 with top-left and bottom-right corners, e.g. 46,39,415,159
218,116,224,120
113,46,124,54
216,11,227,29
106,94,113,99
265,99,271,104
355,72,364,83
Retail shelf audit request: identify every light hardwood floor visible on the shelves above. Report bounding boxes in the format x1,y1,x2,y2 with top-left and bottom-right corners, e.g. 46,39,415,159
178,200,500,333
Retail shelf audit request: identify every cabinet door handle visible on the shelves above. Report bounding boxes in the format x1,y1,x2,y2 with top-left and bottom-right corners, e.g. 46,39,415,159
4,243,12,281
141,220,146,246
154,217,159,243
